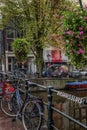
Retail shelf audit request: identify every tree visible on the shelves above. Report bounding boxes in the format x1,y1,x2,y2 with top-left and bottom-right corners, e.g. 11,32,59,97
0,0,73,77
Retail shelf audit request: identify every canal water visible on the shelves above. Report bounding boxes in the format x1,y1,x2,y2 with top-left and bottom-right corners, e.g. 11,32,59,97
32,90,87,130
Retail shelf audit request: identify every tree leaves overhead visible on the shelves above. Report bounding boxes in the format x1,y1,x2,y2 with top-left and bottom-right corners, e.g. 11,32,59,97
0,0,73,46
0,0,74,76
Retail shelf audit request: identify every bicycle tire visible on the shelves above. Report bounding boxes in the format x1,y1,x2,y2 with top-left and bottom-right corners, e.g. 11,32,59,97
22,100,42,130
1,92,20,117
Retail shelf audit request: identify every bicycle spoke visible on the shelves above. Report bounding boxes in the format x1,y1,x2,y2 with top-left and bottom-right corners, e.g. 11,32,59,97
22,101,42,130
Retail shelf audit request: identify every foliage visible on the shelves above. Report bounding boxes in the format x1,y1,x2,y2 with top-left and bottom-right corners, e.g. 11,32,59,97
12,38,30,62
48,1,76,49
0,0,73,46
0,0,73,76
62,6,87,68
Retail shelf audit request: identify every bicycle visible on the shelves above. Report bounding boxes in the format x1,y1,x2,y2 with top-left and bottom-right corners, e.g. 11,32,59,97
22,80,44,130
0,74,20,116
1,74,44,130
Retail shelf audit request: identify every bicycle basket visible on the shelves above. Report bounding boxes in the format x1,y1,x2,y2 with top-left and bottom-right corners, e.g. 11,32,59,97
4,85,15,101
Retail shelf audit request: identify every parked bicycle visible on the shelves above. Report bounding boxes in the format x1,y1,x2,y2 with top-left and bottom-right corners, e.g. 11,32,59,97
0,74,44,130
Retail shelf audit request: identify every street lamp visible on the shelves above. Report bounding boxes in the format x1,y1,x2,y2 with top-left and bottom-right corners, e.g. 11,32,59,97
47,53,51,67
47,53,51,62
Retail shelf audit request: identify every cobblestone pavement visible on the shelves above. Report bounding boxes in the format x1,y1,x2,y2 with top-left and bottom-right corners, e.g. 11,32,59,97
0,109,24,130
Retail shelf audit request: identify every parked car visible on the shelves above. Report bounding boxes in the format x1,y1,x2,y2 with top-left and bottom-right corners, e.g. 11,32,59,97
42,64,69,77
57,70,69,78
69,70,82,78
80,70,87,76
42,64,60,77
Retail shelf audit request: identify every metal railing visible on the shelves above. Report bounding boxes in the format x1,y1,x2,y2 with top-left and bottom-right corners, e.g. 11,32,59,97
28,81,87,130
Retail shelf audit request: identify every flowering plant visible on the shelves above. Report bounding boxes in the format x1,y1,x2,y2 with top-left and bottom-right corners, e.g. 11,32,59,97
62,6,87,68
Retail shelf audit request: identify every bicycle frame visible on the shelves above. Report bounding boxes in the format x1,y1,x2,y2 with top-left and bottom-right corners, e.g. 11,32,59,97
15,89,22,111
16,79,44,114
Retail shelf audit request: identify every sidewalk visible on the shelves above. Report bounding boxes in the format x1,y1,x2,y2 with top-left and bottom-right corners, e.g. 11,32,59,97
0,108,47,130
0,109,24,130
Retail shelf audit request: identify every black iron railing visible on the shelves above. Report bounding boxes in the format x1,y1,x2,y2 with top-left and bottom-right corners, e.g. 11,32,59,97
28,81,87,130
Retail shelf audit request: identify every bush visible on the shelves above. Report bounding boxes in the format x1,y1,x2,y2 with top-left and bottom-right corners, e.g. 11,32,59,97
12,38,30,63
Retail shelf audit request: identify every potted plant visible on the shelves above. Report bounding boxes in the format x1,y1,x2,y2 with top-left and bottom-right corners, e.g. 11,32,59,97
62,6,87,68
12,38,30,63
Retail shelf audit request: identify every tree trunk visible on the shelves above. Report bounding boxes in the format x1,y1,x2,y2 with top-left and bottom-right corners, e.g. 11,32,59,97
35,48,44,77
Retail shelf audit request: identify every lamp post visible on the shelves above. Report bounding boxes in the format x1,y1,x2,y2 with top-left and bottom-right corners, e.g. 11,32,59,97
47,53,51,62
47,53,51,67
79,0,83,10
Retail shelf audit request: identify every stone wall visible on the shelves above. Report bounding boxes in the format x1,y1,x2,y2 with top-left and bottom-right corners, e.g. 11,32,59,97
29,78,85,89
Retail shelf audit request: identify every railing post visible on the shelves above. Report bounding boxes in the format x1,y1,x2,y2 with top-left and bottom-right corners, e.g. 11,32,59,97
47,86,54,130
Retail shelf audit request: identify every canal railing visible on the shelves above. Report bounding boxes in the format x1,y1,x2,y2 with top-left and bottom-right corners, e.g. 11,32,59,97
25,81,87,130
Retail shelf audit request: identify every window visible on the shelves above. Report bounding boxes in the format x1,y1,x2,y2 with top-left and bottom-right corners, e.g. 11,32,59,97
8,57,15,71
8,57,12,71
6,39,13,51
6,29,15,38
16,30,24,38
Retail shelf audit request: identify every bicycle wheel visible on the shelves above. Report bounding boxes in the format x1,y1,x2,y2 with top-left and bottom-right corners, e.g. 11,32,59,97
22,100,42,130
1,93,20,117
